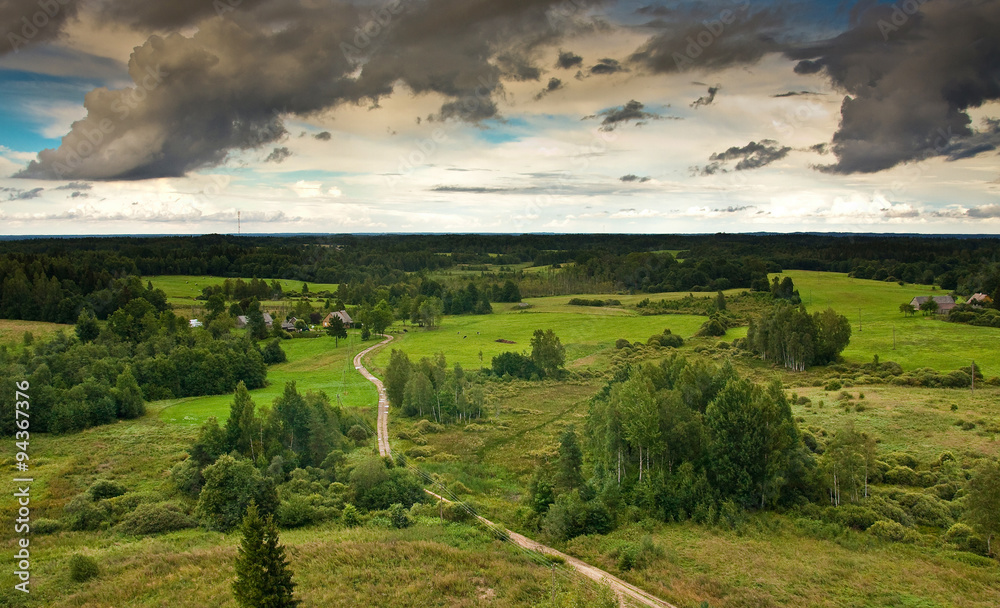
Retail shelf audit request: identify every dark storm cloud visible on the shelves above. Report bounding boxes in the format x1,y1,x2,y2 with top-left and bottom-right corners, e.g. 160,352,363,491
690,85,719,108
17,0,598,180
432,185,512,193
93,0,274,31
772,90,819,97
556,49,583,69
534,77,564,100
699,139,791,173
6,187,44,200
619,174,650,182
966,204,1000,219
54,181,92,190
630,3,785,74
2,0,81,55
932,204,1000,219
787,0,1000,174
266,146,291,163
313,131,332,141
590,57,625,74
586,100,663,131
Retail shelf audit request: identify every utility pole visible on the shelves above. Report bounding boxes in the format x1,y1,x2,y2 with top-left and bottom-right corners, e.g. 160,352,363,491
971,360,975,395
859,308,862,333
892,325,895,350
237,210,241,235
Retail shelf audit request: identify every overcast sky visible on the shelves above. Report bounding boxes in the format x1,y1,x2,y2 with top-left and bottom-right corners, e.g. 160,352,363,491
1,0,998,235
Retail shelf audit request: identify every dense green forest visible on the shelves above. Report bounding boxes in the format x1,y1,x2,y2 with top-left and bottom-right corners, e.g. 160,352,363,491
3,234,1000,324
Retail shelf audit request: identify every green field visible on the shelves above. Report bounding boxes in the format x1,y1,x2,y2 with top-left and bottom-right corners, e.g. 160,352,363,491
386,376,1000,608
370,306,710,372
776,270,1000,374
146,275,339,311
159,331,377,425
0,319,71,347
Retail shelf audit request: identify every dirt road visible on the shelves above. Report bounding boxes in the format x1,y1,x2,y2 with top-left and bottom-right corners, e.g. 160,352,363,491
354,334,393,458
355,335,676,608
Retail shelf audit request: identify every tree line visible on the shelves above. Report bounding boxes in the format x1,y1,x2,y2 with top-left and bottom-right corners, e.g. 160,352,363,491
0,289,274,435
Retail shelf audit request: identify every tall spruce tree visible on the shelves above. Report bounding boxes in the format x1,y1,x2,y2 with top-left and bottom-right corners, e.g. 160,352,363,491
233,501,299,608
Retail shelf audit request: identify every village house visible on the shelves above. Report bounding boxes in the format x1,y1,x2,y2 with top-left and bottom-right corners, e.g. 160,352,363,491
909,295,956,315
966,293,993,306
322,310,353,328
281,317,299,332
235,312,274,328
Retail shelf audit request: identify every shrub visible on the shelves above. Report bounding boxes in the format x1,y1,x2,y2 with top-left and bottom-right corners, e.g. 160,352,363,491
262,339,287,364
69,554,100,583
65,494,111,531
659,331,684,348
884,466,918,487
109,491,163,518
868,520,908,542
944,523,988,554
887,452,919,469
613,535,664,571
614,338,631,350
388,503,413,529
32,518,64,535
88,479,128,501
277,494,320,528
824,379,842,391
117,503,196,535
449,481,474,495
414,419,444,434
342,503,361,527
893,491,954,528
441,501,475,523
831,505,880,530
195,455,278,532
347,424,369,444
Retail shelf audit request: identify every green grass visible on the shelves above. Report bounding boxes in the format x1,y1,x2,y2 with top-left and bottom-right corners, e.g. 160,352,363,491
564,518,1000,608
775,270,1000,374
370,306,709,372
159,331,377,426
3,519,594,608
790,384,1000,462
147,275,340,313
0,319,72,348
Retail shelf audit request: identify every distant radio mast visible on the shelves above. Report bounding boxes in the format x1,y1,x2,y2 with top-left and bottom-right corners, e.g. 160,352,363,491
238,210,241,235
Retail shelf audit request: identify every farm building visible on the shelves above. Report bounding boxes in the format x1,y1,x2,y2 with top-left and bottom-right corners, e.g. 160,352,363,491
909,295,956,314
281,317,299,331
967,293,993,306
235,312,274,328
322,310,353,328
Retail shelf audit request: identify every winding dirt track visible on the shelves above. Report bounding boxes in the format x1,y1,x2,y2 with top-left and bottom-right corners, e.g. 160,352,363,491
353,334,393,458
356,335,676,608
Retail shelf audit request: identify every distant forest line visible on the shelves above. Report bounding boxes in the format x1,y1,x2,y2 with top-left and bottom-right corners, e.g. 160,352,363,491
1,234,1000,324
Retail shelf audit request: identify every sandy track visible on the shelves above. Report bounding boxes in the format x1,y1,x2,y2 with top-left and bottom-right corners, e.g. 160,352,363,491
353,334,393,458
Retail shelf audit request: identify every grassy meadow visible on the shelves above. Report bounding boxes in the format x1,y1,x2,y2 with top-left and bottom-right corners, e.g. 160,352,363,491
146,275,339,313
0,319,72,348
5,268,1000,607
369,308,708,373
776,270,1000,374
159,331,377,426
